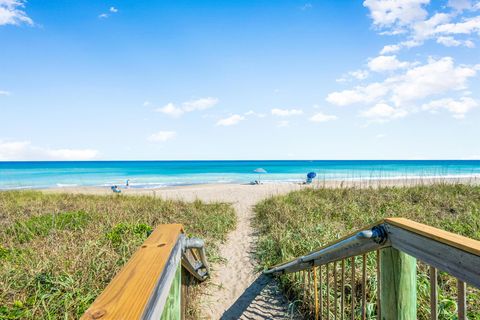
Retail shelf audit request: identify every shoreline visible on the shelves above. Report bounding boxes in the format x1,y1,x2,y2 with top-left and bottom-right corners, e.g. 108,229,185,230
30,175,480,197
2,173,480,192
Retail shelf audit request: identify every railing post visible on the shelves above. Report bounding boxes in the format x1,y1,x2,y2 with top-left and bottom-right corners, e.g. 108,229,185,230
380,247,416,320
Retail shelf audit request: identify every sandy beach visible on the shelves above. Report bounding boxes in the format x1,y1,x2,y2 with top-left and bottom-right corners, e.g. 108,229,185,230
42,177,479,319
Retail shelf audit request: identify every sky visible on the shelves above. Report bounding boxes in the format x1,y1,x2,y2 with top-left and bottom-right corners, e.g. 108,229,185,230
0,0,479,160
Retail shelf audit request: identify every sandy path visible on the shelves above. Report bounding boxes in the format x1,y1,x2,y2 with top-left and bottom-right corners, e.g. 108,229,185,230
45,183,305,319
140,183,305,319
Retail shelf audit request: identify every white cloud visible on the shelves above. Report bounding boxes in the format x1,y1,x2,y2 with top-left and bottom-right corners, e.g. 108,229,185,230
182,97,218,112
361,103,408,122
0,90,10,96
448,0,475,11
368,55,411,72
365,0,480,52
277,120,290,127
99,6,119,19
436,36,475,47
390,57,476,106
156,97,219,117
216,114,244,126
336,70,369,82
328,57,477,109
0,0,32,26
244,110,266,118
380,39,424,53
0,140,98,160
326,82,389,106
380,44,402,54
157,103,185,117
435,15,480,34
309,112,338,122
376,133,386,138
412,12,452,40
147,131,176,142
363,0,429,29
271,108,304,116
349,70,369,80
422,96,478,118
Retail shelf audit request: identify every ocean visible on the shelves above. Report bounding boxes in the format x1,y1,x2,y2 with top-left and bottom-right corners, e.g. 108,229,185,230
0,160,479,190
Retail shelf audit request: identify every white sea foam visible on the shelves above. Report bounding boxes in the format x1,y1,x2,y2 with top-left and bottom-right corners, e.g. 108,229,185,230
56,183,79,187
0,185,35,190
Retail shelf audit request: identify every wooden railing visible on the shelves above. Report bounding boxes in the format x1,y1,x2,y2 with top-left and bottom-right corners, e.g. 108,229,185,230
265,218,480,319
81,224,209,320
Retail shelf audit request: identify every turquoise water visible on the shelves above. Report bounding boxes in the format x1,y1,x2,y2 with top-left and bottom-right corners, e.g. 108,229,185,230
0,160,479,189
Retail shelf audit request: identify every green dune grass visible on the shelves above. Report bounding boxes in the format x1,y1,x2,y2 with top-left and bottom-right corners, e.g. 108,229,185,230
0,191,236,319
254,184,480,319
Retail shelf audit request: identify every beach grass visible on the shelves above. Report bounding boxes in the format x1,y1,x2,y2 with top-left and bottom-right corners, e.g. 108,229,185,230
254,183,480,319
0,190,236,319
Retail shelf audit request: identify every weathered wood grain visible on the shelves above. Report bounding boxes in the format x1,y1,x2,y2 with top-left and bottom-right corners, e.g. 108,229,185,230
385,217,480,257
81,224,184,320
387,225,480,288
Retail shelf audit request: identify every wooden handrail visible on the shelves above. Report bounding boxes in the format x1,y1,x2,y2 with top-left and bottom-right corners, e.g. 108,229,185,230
265,219,385,271
265,218,480,278
81,224,184,320
385,217,480,257
264,218,480,319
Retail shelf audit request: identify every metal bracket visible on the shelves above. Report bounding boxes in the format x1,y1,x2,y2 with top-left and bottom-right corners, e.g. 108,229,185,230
371,224,388,245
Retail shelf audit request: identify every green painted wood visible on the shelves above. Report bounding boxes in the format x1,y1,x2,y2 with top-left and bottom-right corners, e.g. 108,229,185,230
380,247,417,320
160,264,182,320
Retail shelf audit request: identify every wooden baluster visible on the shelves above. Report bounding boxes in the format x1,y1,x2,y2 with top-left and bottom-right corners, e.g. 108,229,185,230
351,256,355,320
334,261,338,320
309,269,313,315
327,263,330,320
430,266,437,320
314,266,319,320
303,270,307,307
320,265,323,319
362,254,367,320
376,250,381,320
341,259,345,320
457,279,467,320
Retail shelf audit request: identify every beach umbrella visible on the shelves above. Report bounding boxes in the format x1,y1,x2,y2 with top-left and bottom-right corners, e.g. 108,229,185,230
307,172,317,179
253,168,267,182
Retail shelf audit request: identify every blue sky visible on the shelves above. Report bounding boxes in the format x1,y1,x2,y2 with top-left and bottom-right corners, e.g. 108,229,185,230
0,0,479,160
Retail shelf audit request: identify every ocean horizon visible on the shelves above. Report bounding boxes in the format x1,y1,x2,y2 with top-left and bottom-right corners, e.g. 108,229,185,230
1,160,480,190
